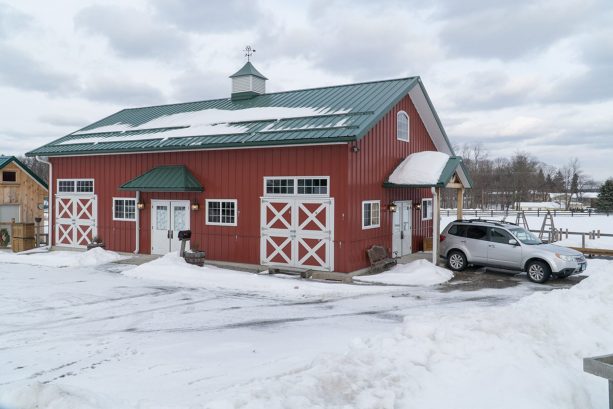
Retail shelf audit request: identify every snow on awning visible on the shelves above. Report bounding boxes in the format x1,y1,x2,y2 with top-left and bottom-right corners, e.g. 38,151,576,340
384,151,472,188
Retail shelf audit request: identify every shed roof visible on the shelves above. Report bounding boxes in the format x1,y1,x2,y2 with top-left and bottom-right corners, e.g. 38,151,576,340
0,156,48,190
120,165,204,192
27,77,458,157
384,153,473,189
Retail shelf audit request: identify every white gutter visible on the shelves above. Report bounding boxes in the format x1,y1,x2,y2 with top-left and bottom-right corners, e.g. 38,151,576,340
431,187,439,266
134,191,140,254
35,156,52,250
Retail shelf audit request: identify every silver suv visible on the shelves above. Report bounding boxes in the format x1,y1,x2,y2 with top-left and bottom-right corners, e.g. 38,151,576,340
440,219,587,283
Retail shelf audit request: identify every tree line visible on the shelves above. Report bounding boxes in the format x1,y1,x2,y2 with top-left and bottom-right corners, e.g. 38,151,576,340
441,144,602,210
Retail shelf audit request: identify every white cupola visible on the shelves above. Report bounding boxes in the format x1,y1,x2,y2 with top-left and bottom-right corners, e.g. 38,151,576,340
230,61,268,100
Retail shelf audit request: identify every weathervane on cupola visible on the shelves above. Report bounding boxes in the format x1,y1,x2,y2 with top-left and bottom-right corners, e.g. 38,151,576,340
230,45,268,101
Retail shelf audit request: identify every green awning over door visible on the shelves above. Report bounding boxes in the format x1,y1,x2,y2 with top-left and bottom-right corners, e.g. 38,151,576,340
120,165,204,192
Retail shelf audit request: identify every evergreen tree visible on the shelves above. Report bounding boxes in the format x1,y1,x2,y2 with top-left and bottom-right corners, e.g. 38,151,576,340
596,179,613,212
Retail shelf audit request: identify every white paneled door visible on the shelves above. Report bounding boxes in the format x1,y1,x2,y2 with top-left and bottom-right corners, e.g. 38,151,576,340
151,200,190,255
55,195,97,248
392,201,412,258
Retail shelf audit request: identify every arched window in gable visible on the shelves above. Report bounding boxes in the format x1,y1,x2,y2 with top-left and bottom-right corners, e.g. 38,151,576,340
397,110,409,142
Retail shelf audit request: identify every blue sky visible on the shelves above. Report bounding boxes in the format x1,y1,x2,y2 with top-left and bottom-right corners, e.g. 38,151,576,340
1,0,612,179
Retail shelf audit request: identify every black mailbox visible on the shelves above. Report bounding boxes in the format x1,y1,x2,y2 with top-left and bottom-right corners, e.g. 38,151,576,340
178,230,191,240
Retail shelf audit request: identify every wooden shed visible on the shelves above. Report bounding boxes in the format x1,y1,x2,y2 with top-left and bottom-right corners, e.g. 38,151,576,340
0,156,48,246
27,63,471,273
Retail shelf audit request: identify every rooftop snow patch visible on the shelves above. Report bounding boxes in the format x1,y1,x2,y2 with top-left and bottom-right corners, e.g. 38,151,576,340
61,106,351,145
388,151,450,185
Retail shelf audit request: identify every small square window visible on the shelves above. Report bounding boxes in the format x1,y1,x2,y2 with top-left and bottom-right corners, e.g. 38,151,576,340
362,200,380,229
2,171,16,182
113,198,136,221
206,200,237,226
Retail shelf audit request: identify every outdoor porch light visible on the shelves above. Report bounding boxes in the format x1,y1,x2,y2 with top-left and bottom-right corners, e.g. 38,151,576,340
414,202,421,211
136,202,145,210
191,202,200,211
388,203,398,212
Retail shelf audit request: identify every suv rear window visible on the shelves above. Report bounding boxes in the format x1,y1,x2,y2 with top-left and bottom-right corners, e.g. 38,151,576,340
448,224,468,237
466,226,488,240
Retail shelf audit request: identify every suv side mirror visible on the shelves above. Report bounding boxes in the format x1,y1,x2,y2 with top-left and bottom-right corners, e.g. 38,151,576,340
509,239,518,246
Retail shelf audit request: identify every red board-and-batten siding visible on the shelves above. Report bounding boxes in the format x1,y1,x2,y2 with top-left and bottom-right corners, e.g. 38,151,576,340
50,94,435,273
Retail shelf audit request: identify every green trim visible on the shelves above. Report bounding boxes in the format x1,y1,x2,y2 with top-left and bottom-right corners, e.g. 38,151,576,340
28,137,356,158
416,78,456,156
0,156,48,190
120,165,204,192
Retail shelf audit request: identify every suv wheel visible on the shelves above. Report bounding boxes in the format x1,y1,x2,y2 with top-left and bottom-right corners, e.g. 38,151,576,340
526,260,551,283
447,250,467,271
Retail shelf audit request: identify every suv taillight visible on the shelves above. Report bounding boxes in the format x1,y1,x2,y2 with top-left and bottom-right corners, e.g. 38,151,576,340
440,234,446,242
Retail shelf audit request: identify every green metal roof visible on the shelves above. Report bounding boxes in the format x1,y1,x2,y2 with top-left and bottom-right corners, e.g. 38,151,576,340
230,62,268,80
0,156,48,189
383,156,473,189
26,77,436,157
120,165,204,192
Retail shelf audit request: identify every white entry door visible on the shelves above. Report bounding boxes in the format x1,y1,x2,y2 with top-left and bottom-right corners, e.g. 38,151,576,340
392,201,412,257
151,200,190,255
261,197,334,271
55,195,97,248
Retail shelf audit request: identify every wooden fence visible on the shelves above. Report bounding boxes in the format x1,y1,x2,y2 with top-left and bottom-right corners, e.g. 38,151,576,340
442,209,610,218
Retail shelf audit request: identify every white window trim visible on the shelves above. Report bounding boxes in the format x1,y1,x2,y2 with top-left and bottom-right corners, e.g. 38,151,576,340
206,199,238,226
396,110,410,142
263,176,330,197
57,178,95,194
362,200,381,230
422,198,433,220
112,197,137,222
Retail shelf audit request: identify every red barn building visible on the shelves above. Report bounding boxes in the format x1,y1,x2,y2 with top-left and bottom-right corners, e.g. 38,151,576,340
28,63,471,273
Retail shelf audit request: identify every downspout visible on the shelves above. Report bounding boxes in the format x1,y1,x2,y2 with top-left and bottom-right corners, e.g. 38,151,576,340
431,187,439,266
134,191,140,254
35,156,52,250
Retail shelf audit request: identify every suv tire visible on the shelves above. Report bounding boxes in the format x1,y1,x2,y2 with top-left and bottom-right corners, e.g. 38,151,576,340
526,260,551,283
447,250,467,271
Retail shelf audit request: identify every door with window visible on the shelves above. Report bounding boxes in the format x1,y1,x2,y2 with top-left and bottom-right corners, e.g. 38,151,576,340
487,227,522,269
465,225,489,263
151,200,190,255
391,201,412,257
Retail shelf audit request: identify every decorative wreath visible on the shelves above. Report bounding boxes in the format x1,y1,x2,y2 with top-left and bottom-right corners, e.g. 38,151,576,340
0,228,10,247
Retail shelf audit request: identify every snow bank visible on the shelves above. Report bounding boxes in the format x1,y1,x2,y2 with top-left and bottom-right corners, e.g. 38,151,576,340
388,151,449,185
0,247,124,267
122,252,400,299
354,259,453,286
0,382,118,409
208,260,613,409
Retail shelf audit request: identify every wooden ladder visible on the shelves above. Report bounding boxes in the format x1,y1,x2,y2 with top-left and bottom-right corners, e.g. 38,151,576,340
515,211,530,230
539,211,556,242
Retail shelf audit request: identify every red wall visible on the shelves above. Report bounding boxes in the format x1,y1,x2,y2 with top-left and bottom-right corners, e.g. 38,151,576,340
343,94,436,272
50,94,439,273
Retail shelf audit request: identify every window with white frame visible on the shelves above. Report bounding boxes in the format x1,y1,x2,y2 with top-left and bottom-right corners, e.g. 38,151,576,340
264,176,329,196
422,198,433,220
57,179,94,194
362,200,381,229
206,200,237,226
397,111,409,142
113,198,136,221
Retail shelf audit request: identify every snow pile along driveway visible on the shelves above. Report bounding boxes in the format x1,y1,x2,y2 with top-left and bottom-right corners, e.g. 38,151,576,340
209,260,613,409
354,259,453,286
0,247,124,267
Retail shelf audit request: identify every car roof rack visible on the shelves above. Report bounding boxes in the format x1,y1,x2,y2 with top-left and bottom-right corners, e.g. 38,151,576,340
453,218,518,227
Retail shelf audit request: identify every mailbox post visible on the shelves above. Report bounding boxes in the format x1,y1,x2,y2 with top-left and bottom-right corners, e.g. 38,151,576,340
584,354,613,409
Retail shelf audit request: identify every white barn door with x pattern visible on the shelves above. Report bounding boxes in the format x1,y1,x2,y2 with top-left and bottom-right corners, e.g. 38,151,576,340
261,197,334,271
55,195,97,248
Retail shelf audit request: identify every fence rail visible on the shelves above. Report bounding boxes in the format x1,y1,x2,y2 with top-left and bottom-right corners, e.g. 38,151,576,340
442,209,610,218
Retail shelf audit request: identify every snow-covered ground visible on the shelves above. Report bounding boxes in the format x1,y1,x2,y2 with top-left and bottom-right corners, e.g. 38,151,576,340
442,214,613,249
0,249,610,408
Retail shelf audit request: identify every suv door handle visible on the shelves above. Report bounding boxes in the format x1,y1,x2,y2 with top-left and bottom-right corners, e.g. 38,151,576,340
488,244,495,248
